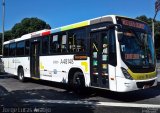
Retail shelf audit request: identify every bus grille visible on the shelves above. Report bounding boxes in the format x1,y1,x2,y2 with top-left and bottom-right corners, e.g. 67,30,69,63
136,80,155,89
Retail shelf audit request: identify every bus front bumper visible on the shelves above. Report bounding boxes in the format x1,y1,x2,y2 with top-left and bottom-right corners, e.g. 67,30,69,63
116,77,158,92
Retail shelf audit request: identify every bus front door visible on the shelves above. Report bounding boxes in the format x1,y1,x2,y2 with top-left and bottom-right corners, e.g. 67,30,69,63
30,41,40,79
90,32,109,88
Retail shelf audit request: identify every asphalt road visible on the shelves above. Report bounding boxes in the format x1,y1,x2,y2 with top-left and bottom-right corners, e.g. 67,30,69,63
0,74,160,113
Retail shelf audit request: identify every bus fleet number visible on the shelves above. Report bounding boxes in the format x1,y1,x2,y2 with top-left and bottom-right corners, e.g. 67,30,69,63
60,59,74,64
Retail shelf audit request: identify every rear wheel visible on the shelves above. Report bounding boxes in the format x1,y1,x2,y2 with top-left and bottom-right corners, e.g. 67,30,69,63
18,68,25,82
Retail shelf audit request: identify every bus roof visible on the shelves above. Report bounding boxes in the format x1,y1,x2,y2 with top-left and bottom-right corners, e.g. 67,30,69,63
3,15,146,45
3,29,50,45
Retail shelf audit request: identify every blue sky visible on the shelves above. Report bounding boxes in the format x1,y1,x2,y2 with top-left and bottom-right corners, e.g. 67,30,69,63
0,0,159,32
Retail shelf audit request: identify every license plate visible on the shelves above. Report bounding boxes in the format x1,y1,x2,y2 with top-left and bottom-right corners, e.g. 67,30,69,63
143,85,150,89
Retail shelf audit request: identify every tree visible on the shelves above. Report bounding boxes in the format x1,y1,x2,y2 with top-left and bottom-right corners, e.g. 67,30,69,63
0,31,12,54
136,15,153,29
0,17,51,54
11,17,51,38
4,30,12,41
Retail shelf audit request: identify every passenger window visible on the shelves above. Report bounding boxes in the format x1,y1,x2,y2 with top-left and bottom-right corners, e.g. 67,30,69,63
61,35,67,52
42,36,49,55
3,44,9,57
50,35,59,53
50,34,67,53
16,41,25,56
68,29,86,52
9,43,16,56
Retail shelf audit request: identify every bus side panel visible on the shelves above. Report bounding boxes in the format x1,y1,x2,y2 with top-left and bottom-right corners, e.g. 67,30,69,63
15,57,30,77
39,55,90,86
8,58,16,75
40,55,67,82
2,58,9,73
108,65,117,91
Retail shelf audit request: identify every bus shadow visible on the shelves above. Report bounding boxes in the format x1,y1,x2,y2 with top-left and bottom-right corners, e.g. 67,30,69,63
0,75,97,113
0,87,96,113
10,76,160,103
26,78,73,92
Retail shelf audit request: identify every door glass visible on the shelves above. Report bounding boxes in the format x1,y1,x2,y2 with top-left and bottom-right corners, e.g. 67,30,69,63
92,34,99,76
90,31,109,88
31,42,40,78
101,33,109,75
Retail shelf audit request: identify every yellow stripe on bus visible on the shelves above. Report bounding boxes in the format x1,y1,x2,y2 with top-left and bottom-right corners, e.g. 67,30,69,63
128,69,156,80
61,21,89,31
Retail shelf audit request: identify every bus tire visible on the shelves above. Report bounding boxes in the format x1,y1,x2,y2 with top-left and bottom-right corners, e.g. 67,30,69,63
18,68,25,82
72,71,86,94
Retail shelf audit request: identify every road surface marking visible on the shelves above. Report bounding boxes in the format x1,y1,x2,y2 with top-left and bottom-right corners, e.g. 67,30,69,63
23,99,160,108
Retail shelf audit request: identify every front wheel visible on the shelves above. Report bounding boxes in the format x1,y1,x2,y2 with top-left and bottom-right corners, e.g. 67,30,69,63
72,71,86,94
18,68,25,82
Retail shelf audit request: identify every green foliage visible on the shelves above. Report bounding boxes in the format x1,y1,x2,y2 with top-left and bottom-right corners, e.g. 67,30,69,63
4,30,12,41
11,17,51,38
0,17,51,54
136,15,153,29
0,31,12,54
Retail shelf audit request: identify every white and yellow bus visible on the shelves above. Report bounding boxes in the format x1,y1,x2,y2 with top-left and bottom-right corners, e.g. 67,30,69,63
2,15,157,92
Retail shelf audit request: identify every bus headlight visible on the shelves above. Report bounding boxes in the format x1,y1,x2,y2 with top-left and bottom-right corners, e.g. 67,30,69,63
121,67,133,80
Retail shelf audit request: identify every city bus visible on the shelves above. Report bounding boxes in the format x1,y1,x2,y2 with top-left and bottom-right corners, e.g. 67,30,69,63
2,15,157,92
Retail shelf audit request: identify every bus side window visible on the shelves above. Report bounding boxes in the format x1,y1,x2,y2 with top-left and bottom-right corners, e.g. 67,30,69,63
3,44,9,57
16,41,25,56
25,40,30,56
9,43,16,57
76,33,86,52
50,35,59,53
61,35,67,52
68,33,75,52
68,29,86,53
42,36,49,55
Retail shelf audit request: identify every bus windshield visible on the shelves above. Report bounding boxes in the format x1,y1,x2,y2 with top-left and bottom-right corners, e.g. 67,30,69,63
119,28,155,68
